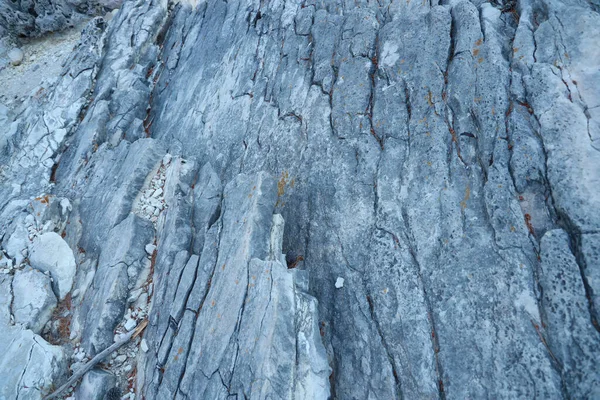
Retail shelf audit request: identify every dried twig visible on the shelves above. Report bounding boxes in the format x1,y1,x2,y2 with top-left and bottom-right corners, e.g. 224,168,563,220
44,320,148,400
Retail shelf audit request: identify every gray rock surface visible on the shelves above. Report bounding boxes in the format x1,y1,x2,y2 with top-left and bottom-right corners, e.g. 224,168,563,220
30,231,77,300
0,0,599,398
539,230,600,398
12,266,57,333
0,272,65,400
81,213,154,355
75,368,117,400
7,47,23,65
0,0,120,38
0,326,65,399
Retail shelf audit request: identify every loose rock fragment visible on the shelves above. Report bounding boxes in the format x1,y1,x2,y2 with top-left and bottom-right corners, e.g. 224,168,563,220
8,48,23,66
29,232,76,300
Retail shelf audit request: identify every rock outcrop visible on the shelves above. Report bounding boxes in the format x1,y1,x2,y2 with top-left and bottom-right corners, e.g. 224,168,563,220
0,0,120,37
0,0,599,398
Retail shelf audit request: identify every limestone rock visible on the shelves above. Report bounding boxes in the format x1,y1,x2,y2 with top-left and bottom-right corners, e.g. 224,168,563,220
81,213,154,355
540,230,600,398
4,223,28,265
0,326,65,399
0,0,120,38
7,47,22,65
0,0,599,398
75,369,117,400
30,232,76,300
12,266,57,333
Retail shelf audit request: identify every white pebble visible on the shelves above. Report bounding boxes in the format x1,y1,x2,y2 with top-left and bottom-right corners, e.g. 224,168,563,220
8,48,24,66
335,277,344,289
145,243,156,255
124,318,136,331
114,354,127,365
60,198,72,215
141,339,149,353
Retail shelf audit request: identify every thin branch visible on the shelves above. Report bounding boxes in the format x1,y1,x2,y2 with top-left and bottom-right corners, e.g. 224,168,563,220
44,320,148,400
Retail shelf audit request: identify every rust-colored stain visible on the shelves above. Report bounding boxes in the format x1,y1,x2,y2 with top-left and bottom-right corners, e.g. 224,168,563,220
524,213,535,235
277,171,289,197
460,186,471,210
35,194,51,205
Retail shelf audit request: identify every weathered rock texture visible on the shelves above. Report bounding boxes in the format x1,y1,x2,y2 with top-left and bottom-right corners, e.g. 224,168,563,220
0,0,120,37
0,0,599,398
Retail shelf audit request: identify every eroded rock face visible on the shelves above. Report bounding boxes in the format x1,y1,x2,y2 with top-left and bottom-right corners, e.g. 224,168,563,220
0,275,65,400
0,0,120,37
539,230,600,398
0,0,599,398
81,213,154,355
0,326,65,399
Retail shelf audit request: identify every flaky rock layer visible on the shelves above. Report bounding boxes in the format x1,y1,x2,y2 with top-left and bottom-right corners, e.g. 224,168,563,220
0,0,599,398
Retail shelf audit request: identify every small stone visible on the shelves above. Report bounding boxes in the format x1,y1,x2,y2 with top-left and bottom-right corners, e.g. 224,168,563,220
60,198,72,215
114,332,128,342
335,277,344,289
70,361,85,372
8,48,24,66
162,154,172,165
72,289,80,298
140,339,149,353
73,351,85,362
144,243,156,255
127,288,143,303
123,364,132,372
123,318,136,331
114,354,127,365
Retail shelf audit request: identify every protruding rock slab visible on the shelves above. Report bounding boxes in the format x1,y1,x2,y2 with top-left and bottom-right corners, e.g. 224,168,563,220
30,232,76,300
81,213,154,355
139,172,330,399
